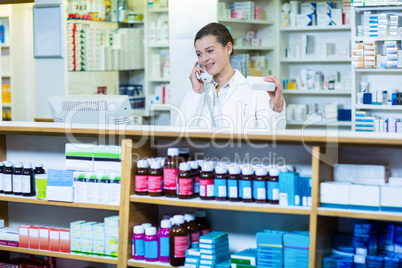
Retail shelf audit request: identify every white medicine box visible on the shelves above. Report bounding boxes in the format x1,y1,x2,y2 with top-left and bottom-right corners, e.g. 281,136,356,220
320,182,350,209
349,184,380,211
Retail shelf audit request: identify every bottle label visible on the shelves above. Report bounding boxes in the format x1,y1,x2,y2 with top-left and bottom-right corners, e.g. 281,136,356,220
135,239,145,257
295,195,300,206
214,179,227,198
239,180,252,199
194,176,200,194
174,236,189,258
159,236,169,257
148,175,163,193
0,174,3,191
201,229,211,235
135,175,148,192
200,179,214,197
21,175,31,193
164,168,179,190
145,240,158,259
279,193,288,206
178,177,193,196
229,186,238,198
268,181,279,201
13,175,23,193
3,174,12,192
191,232,200,248
253,181,266,200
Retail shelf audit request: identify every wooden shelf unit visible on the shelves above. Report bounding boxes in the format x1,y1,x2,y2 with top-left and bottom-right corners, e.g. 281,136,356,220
0,123,402,268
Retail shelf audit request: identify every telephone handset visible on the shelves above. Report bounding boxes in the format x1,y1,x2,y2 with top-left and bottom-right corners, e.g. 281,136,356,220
196,63,212,83
196,62,216,128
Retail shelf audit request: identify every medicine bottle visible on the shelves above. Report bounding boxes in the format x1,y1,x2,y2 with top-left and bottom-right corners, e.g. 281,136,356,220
189,161,200,197
144,227,158,262
179,147,190,162
184,214,200,249
22,163,35,197
132,225,145,260
135,159,149,195
0,162,4,194
214,166,228,201
3,162,13,195
142,223,152,230
268,168,280,204
12,162,23,195
164,148,181,198
158,219,171,262
240,165,254,203
228,164,241,202
200,162,214,200
34,163,45,175
195,210,211,235
178,162,193,199
170,215,189,267
254,168,268,203
148,159,163,196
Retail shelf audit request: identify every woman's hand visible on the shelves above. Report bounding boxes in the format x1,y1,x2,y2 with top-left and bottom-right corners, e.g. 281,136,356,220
264,75,284,113
189,62,207,94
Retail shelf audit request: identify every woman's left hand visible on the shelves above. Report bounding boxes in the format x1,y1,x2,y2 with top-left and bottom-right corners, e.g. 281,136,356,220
264,75,284,113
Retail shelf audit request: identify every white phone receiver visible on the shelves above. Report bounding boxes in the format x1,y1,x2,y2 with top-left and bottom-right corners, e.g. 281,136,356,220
196,63,212,83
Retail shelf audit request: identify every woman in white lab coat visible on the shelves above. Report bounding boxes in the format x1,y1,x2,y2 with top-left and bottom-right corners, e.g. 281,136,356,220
175,23,286,131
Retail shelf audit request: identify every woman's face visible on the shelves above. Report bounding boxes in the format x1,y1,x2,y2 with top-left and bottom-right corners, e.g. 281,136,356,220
195,35,232,76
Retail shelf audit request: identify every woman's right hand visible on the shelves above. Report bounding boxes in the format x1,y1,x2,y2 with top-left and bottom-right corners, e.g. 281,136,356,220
189,62,206,94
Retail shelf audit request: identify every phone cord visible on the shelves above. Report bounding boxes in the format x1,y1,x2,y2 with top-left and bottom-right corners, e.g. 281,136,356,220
204,80,217,128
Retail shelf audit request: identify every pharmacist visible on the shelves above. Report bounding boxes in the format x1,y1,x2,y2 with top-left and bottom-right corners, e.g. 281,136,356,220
175,23,286,131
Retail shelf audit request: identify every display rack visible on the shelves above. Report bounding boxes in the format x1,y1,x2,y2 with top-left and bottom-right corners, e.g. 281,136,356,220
350,5,402,131
0,123,402,268
0,15,12,121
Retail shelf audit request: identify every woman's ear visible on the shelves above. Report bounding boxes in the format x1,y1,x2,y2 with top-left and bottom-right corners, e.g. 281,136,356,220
227,42,233,55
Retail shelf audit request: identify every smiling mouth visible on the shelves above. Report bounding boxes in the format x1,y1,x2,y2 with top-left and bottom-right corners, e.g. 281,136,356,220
205,63,214,69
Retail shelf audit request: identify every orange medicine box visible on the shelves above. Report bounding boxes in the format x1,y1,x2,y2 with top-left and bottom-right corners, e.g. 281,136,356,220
59,229,70,253
19,225,31,248
39,227,50,250
29,226,40,249
49,229,60,252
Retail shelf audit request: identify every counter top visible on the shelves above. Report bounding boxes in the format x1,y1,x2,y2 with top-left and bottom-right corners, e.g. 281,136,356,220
0,121,401,147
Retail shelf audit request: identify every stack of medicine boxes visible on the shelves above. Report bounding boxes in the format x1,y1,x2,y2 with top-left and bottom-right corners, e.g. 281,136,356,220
230,1,255,20
256,230,285,267
231,248,257,268
283,232,310,268
199,232,230,268
117,28,144,71
353,222,378,268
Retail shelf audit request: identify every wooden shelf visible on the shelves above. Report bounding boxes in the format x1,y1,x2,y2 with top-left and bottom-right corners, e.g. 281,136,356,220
130,195,311,215
0,43,10,48
67,19,143,25
2,104,12,108
128,259,178,267
317,207,402,222
147,8,169,13
287,121,352,127
280,25,351,32
281,58,351,63
233,45,274,51
283,90,351,95
355,104,402,111
0,245,118,264
219,17,274,25
1,73,11,77
0,194,119,210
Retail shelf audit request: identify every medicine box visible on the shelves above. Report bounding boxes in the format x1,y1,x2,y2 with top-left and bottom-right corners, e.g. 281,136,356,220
59,229,70,253
28,226,40,249
320,182,350,209
18,225,30,248
65,143,94,172
350,184,380,211
39,227,50,251
381,186,402,212
333,164,389,184
49,228,60,252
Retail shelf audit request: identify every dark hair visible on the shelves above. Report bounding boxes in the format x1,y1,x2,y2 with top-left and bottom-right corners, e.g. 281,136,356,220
194,23,234,56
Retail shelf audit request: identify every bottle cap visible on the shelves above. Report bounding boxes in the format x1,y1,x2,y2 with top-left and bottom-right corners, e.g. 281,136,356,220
173,215,184,225
141,223,152,229
189,161,198,170
14,162,23,168
137,160,149,168
0,162,4,167
280,166,288,173
160,219,171,229
133,225,145,234
201,162,213,172
34,163,43,168
242,165,254,176
179,162,191,171
156,157,166,166
255,168,268,176
23,162,32,169
148,159,158,169
179,147,190,154
269,168,280,176
195,210,206,218
5,162,12,168
145,227,157,236
184,213,195,222
215,166,227,175
229,164,241,175
167,148,179,157
197,160,204,168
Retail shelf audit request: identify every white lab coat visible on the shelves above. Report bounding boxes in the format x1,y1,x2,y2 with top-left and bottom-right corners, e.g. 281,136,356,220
175,70,286,131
